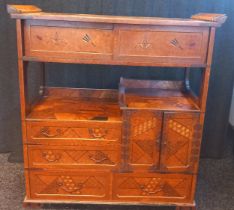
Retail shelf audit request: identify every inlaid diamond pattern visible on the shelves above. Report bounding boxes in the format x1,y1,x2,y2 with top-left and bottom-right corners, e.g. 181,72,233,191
168,119,191,139
132,117,157,137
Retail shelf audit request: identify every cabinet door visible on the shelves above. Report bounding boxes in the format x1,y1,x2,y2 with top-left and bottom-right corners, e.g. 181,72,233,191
122,110,162,171
161,112,201,173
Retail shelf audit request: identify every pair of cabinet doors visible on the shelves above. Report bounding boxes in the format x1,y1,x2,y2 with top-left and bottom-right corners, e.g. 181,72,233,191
124,111,201,173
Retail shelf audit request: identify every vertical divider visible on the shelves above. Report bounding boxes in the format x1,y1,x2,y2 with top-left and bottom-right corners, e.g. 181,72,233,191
16,19,31,198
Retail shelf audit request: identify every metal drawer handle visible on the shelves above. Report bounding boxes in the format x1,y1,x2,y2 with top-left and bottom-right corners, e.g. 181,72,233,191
88,151,113,164
88,128,108,139
40,127,62,138
42,150,61,162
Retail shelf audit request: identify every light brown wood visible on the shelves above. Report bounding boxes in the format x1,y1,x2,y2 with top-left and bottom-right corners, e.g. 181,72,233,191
27,144,120,169
8,5,225,27
8,4,226,209
7,5,42,14
23,20,210,67
161,112,201,173
113,172,194,203
191,13,227,24
119,78,200,111
28,169,112,200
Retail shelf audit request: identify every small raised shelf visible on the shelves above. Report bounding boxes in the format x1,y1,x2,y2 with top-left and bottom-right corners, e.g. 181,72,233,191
119,78,200,111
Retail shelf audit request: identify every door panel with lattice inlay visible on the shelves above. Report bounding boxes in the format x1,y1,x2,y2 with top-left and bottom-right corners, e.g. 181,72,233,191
124,111,162,171
160,112,201,173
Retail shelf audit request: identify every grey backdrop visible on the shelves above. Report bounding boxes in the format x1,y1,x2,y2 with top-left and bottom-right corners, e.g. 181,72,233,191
0,0,233,162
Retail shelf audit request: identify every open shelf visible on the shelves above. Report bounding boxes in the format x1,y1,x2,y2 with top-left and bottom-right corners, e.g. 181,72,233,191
27,88,122,122
27,78,200,123
119,78,200,111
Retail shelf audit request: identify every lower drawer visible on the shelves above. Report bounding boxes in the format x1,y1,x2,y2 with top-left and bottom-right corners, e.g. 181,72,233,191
113,172,194,203
28,170,111,200
27,169,194,204
27,145,120,169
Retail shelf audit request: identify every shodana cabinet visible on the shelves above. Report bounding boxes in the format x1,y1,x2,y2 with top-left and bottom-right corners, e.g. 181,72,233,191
7,5,227,210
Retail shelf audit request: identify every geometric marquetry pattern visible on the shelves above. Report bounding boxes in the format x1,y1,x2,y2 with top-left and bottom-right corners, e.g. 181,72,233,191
168,119,191,139
39,150,115,165
165,141,189,165
118,176,187,197
37,126,108,139
38,175,105,195
42,150,61,162
132,117,157,137
56,176,83,194
39,127,80,138
66,150,115,165
131,140,155,164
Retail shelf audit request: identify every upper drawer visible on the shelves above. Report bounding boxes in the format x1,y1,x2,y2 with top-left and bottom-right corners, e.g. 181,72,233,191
26,121,121,145
23,21,210,66
24,20,114,61
114,26,209,66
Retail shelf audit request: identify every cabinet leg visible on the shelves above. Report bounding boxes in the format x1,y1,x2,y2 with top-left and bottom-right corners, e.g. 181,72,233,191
176,206,196,210
23,202,42,209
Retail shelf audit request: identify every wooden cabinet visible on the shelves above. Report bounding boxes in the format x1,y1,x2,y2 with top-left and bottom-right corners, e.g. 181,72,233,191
8,5,227,210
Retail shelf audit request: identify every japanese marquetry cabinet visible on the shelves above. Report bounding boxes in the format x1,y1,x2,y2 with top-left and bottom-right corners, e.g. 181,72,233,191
7,5,227,210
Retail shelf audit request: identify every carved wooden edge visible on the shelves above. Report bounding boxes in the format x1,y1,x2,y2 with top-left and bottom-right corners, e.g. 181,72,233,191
7,5,42,14
7,4,224,27
191,13,227,25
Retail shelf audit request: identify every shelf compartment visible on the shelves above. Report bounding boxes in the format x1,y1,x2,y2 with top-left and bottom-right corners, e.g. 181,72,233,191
119,78,200,111
27,87,122,122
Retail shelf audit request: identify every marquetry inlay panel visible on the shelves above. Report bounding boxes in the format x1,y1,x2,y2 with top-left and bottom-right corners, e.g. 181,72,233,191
113,173,193,203
161,112,201,172
29,170,110,200
28,145,120,168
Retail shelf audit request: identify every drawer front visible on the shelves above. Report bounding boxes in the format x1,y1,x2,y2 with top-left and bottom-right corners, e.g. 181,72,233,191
114,26,209,65
28,170,110,200
161,112,202,173
28,145,120,169
113,172,193,203
24,20,113,60
26,121,122,144
122,110,162,171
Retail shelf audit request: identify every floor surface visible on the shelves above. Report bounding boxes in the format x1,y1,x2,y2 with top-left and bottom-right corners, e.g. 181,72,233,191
0,131,233,210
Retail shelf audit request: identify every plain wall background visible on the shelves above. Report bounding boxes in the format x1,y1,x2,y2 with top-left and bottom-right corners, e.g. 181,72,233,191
229,89,234,126
0,0,234,162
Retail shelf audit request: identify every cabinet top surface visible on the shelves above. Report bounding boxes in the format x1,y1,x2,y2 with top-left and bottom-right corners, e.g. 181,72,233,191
7,5,227,27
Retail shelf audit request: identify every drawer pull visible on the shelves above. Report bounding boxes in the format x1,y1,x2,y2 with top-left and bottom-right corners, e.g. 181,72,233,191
89,128,108,139
51,32,67,46
40,127,62,138
137,37,152,49
170,38,183,50
82,34,96,47
42,151,61,162
89,151,113,164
